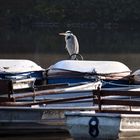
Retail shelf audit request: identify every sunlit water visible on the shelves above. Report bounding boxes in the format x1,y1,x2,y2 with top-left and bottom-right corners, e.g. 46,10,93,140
0,26,140,139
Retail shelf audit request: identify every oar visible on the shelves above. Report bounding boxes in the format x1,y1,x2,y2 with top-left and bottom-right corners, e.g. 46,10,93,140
0,95,94,106
13,81,101,100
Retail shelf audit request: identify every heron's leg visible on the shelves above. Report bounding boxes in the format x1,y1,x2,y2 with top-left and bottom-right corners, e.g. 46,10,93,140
69,53,83,60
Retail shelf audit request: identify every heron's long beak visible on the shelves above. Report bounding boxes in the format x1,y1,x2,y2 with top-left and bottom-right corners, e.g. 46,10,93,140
59,33,66,36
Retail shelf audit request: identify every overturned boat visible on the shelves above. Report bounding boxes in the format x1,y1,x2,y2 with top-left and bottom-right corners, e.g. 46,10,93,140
0,59,45,90
47,60,140,89
47,60,131,86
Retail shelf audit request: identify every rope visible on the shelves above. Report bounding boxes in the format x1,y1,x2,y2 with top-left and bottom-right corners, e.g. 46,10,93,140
69,53,83,60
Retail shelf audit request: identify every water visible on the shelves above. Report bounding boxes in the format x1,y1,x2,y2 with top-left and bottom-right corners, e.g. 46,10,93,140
0,132,73,140
1,27,140,70
0,26,140,139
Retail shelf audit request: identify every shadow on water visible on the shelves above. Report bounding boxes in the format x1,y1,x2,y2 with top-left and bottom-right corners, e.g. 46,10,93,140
0,128,73,140
0,133,73,140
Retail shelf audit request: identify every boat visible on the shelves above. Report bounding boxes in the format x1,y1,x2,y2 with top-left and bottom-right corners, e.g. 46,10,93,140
65,88,140,140
47,60,131,86
0,59,45,90
1,81,140,135
65,111,140,140
1,58,140,136
1,30,140,136
0,58,137,92
0,79,101,106
1,58,140,106
0,58,139,106
0,79,102,134
0,71,102,134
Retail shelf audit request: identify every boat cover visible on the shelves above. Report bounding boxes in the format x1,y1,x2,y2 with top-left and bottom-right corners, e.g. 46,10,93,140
0,59,44,73
0,59,45,89
48,60,131,74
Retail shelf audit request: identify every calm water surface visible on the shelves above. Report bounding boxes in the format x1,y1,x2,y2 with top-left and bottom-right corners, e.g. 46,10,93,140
0,27,140,70
0,27,140,139
0,133,73,140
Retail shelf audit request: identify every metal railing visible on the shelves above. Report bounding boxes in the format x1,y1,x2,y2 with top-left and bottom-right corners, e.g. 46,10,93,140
94,87,140,114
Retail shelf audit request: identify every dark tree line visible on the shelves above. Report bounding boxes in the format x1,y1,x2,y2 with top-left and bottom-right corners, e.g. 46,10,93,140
0,0,140,28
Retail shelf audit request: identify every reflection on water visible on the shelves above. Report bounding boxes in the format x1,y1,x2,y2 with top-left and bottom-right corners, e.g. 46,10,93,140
1,133,73,140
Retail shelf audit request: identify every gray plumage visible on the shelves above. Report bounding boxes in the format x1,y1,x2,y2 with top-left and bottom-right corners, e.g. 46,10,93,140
59,31,79,60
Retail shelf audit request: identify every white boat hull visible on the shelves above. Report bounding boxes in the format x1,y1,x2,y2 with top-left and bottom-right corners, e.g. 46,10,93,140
0,59,45,90
65,111,140,140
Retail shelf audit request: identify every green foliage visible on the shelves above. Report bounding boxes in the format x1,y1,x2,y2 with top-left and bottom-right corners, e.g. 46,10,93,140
1,0,140,26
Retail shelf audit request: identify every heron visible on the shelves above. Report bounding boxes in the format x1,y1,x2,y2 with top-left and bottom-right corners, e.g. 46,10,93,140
59,31,82,60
